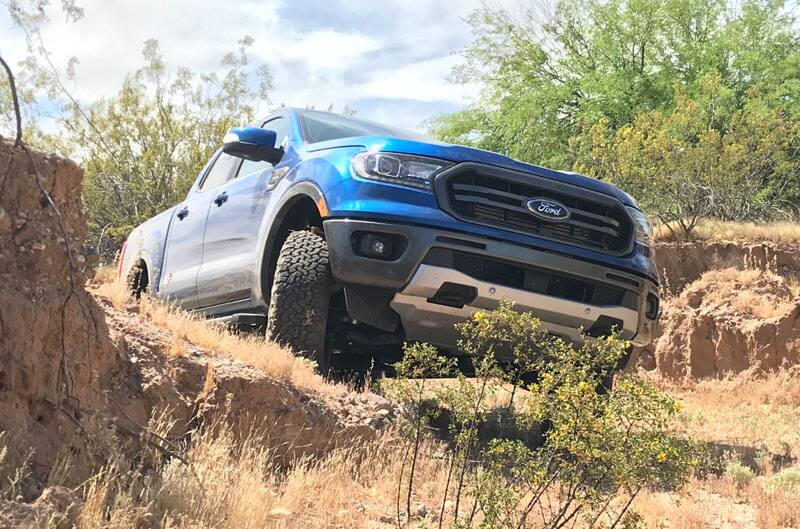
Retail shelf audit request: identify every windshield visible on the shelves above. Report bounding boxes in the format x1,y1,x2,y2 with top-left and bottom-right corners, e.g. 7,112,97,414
298,110,428,144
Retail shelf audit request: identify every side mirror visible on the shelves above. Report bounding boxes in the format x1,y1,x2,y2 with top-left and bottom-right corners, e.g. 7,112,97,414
222,127,283,165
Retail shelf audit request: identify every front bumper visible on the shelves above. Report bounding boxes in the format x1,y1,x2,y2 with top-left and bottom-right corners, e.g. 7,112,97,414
323,219,659,350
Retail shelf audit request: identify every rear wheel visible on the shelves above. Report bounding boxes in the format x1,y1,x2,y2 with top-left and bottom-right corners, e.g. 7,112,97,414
127,261,149,299
266,229,333,373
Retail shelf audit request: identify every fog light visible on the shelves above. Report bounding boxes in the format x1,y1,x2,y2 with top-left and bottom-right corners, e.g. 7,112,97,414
371,238,388,256
354,233,396,260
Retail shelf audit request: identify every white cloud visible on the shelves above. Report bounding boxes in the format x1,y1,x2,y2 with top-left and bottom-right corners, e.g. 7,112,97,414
354,54,479,103
0,0,503,131
278,30,381,71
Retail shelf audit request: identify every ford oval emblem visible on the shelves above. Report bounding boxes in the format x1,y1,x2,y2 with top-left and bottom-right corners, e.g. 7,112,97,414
526,198,571,222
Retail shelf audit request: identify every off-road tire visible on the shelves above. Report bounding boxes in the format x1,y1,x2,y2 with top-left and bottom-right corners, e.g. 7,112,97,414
266,229,333,373
127,262,149,300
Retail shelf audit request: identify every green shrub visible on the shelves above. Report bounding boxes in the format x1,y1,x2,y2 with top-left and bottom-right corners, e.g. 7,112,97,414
387,301,702,529
767,468,800,493
724,461,755,490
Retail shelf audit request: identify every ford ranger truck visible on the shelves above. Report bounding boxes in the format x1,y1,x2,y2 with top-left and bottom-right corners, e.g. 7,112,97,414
119,108,660,373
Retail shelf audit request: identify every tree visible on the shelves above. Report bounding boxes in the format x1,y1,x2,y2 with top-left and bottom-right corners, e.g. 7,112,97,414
12,35,272,259
573,81,800,236
432,0,800,229
2,3,274,259
72,38,271,258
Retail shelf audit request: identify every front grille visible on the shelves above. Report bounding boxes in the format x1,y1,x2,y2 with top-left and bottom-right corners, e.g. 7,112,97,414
438,168,633,254
423,248,637,310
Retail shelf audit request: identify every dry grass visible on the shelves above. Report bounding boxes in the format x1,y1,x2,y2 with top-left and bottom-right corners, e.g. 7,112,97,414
633,473,800,529
72,422,450,529
657,371,800,459
138,296,337,394
91,264,119,285
91,271,131,311
655,219,800,244
634,480,754,529
63,401,800,529
91,274,340,396
54,262,800,528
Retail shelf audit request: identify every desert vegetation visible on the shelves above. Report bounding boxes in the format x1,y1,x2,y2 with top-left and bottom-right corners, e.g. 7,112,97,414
431,0,800,237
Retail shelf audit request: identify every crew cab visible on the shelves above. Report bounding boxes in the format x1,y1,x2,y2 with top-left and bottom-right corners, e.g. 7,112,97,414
119,108,660,373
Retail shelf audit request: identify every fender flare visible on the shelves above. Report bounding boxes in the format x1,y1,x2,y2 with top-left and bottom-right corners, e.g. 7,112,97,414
253,180,329,305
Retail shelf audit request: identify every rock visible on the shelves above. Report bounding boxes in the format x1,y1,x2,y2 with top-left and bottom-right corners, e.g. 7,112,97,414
0,207,10,234
414,503,428,518
379,513,399,524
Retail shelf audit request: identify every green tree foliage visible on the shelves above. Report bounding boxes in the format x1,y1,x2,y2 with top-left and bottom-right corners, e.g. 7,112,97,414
573,82,800,234
55,38,272,258
432,0,800,233
385,302,703,528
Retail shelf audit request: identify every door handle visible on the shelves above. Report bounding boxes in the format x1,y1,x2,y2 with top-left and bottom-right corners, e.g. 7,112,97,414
213,191,228,206
177,206,189,220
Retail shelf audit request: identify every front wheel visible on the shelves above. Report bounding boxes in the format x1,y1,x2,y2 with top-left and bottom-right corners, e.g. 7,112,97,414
266,229,333,373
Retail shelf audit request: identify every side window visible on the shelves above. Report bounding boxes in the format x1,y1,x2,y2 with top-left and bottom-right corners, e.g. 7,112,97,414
200,152,241,191
236,117,289,178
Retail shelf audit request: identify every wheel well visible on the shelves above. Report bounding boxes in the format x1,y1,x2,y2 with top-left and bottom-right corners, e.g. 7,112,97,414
127,259,149,299
261,196,323,303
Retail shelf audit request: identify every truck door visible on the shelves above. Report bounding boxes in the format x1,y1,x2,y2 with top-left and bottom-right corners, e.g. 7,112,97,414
159,151,241,309
195,117,289,308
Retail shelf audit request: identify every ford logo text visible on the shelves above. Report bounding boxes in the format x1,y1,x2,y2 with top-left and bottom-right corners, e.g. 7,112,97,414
526,198,571,221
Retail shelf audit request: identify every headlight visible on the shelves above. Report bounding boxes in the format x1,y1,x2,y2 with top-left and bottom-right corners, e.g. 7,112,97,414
351,152,452,189
626,206,654,248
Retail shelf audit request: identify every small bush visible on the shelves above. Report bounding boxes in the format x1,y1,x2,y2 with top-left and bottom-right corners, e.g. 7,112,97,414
724,461,755,490
767,468,800,493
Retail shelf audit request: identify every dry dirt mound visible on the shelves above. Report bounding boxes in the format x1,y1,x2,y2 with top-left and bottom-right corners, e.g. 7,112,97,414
0,136,115,491
0,138,391,518
101,296,390,460
643,268,800,379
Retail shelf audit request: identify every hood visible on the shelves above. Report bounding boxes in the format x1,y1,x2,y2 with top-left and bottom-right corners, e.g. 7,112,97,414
306,135,639,208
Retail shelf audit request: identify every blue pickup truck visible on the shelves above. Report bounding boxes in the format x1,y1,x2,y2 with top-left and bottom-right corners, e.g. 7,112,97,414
119,108,660,373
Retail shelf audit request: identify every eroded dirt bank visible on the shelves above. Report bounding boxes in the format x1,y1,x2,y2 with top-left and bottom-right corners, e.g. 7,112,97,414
637,268,800,380
655,240,800,293
0,137,115,490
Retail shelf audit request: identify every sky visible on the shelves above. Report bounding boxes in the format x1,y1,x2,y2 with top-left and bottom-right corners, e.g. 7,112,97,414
0,0,508,132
